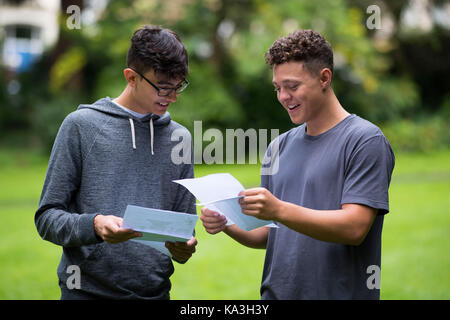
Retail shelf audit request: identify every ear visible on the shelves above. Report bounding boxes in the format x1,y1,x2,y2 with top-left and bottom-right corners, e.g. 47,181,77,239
124,68,138,87
319,68,332,91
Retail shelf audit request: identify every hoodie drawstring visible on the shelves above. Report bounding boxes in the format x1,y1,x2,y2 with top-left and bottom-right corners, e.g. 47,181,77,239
149,117,154,155
129,118,136,150
129,117,154,155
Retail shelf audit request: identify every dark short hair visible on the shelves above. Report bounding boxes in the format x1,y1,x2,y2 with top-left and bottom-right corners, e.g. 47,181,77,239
127,25,188,79
264,29,333,76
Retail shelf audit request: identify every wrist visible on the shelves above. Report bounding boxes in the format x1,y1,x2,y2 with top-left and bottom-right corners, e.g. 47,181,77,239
274,200,288,222
93,214,104,241
223,224,234,235
224,223,240,237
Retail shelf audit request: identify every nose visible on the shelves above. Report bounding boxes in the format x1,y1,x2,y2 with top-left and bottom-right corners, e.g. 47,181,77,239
167,90,178,103
278,87,291,104
166,91,178,103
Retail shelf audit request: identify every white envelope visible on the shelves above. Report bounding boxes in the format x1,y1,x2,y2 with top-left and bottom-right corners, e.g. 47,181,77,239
173,173,277,231
122,205,198,257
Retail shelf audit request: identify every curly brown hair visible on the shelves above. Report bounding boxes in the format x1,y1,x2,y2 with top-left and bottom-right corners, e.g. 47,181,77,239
264,29,333,76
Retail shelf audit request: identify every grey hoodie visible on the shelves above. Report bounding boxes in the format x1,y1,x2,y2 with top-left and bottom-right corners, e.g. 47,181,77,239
35,97,196,299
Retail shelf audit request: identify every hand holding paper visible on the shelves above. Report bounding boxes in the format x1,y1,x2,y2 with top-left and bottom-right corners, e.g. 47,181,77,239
238,187,285,221
173,173,277,231
200,207,228,234
165,236,197,263
122,205,198,258
94,215,143,244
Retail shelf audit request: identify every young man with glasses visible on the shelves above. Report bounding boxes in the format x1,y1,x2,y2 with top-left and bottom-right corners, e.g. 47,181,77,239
200,29,395,299
35,25,197,299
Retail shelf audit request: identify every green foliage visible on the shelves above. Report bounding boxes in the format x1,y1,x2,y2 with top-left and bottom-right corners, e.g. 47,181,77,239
31,93,82,153
49,47,87,93
381,115,450,153
169,62,244,132
0,67,32,135
1,0,447,152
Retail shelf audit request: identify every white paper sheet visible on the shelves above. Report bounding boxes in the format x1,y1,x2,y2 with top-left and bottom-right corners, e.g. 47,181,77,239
122,205,198,257
173,173,277,231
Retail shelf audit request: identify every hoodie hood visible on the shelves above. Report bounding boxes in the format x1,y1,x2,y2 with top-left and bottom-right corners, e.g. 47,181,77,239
77,97,172,154
77,97,172,125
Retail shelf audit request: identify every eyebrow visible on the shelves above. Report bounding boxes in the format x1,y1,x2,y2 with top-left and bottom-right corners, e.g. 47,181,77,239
157,79,184,87
157,80,175,86
272,79,301,86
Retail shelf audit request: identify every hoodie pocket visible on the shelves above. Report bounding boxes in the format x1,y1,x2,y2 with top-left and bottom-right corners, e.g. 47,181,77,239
78,242,104,268
78,241,174,298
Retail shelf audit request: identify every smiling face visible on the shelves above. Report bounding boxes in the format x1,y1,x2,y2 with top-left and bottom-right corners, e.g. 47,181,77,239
132,68,183,115
272,61,329,125
125,25,188,115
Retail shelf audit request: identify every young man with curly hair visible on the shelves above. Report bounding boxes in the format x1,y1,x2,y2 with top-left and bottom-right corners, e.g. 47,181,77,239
201,30,395,300
35,25,197,299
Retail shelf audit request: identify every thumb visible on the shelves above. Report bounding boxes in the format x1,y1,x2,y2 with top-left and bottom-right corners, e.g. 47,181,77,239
187,236,197,247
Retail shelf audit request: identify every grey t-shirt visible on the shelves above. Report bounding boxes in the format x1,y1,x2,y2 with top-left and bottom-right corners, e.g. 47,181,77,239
260,114,395,300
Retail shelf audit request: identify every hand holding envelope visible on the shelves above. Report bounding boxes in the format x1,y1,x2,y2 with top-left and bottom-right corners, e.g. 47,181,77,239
121,174,275,259
199,207,228,234
173,173,277,231
165,236,197,262
122,205,198,260
94,214,143,243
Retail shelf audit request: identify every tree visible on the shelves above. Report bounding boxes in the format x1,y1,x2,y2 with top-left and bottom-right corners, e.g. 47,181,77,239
14,0,448,152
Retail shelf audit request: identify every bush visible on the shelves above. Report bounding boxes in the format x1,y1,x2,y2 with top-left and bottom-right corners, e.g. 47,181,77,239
381,115,450,153
31,94,82,153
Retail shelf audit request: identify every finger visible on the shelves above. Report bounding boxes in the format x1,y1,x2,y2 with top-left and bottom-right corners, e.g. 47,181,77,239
123,231,143,240
172,253,191,262
171,246,195,258
202,220,227,231
200,210,222,219
205,225,226,235
240,202,263,211
201,217,227,226
201,214,227,224
105,222,121,234
166,243,195,258
240,195,263,205
166,241,192,248
201,207,221,217
171,239,196,251
173,244,196,255
105,229,141,243
241,209,260,217
240,188,264,197
110,216,124,229
186,237,198,247
116,227,137,235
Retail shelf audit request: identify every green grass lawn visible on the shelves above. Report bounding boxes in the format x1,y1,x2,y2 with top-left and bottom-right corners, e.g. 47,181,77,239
0,148,449,299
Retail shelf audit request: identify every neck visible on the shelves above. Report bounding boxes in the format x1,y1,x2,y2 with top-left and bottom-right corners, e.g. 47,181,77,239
305,89,350,136
114,86,148,114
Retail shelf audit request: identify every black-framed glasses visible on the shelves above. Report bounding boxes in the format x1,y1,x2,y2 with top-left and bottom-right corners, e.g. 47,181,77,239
130,68,189,97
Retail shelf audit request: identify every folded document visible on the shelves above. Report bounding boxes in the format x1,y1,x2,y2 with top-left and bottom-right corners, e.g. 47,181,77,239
122,205,198,257
173,173,277,231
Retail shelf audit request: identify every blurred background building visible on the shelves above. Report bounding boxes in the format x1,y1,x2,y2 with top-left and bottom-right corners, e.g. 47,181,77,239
0,0,60,73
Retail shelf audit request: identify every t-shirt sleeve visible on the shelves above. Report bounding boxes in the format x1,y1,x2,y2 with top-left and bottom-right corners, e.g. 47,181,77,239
260,135,281,191
341,135,395,214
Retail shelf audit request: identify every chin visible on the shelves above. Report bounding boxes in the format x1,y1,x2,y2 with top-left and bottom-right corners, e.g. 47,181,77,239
153,107,169,115
289,115,306,125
